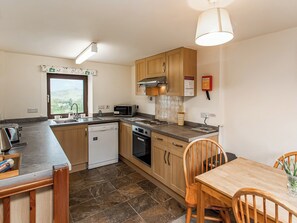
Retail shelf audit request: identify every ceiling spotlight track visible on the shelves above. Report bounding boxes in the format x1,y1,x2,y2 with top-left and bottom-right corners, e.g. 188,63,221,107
75,42,98,64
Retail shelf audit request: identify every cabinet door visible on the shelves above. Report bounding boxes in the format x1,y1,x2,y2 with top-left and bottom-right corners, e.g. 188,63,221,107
52,124,88,171
166,48,183,96
135,59,146,95
152,144,169,184
167,137,188,196
119,122,132,159
146,53,166,78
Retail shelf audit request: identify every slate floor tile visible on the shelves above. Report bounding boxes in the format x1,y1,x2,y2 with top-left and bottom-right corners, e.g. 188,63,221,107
103,202,138,223
139,205,175,223
128,193,158,213
123,215,145,223
89,181,116,198
127,172,146,183
76,211,110,223
161,198,186,218
96,190,128,211
70,188,94,206
150,187,171,203
118,183,146,199
70,198,100,222
137,180,157,195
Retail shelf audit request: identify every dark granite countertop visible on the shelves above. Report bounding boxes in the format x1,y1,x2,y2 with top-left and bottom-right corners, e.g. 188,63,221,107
0,115,218,188
0,121,70,189
49,116,219,142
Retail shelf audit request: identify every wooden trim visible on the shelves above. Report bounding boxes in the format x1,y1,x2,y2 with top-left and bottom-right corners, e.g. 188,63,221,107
53,164,69,223
30,190,36,223
47,73,88,119
3,197,10,223
0,178,53,199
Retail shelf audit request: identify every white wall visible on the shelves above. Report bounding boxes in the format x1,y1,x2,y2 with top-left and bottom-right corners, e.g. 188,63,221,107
0,51,131,119
184,47,222,126
222,27,297,165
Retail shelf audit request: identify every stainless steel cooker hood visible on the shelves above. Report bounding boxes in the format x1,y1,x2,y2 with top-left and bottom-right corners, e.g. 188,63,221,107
137,76,167,87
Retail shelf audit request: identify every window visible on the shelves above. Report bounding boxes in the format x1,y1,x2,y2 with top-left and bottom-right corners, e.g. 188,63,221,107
47,74,88,118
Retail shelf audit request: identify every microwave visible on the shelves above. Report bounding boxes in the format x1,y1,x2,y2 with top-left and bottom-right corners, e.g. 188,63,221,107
114,105,136,117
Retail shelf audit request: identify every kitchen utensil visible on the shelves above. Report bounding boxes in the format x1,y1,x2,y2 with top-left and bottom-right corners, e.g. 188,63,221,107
0,128,12,153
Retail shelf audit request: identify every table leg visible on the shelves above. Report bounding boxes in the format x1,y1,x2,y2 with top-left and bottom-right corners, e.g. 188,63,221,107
197,182,205,223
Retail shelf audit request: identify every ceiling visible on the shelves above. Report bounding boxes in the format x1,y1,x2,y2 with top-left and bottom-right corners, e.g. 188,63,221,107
0,0,297,65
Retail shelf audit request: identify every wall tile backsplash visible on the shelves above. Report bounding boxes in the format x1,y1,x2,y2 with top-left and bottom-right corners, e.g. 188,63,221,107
155,96,184,123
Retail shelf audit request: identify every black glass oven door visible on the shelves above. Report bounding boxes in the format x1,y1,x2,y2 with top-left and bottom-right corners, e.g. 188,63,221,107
132,132,151,166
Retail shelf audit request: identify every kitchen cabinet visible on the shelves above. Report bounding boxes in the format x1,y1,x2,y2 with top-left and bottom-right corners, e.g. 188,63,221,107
52,124,88,172
146,53,166,78
152,132,218,197
119,122,132,159
135,59,146,95
152,132,188,196
134,47,196,96
166,47,197,96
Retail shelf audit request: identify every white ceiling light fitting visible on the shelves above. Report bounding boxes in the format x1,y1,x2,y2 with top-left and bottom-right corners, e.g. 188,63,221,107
195,0,234,46
75,42,98,64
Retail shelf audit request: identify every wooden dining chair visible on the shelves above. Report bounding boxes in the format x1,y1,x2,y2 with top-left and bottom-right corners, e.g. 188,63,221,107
232,188,297,223
273,151,297,169
183,138,230,223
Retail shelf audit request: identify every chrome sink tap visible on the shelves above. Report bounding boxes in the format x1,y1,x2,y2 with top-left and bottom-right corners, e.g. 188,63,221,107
71,103,79,119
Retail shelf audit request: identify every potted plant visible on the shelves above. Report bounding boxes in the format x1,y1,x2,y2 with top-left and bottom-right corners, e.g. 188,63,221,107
277,157,297,197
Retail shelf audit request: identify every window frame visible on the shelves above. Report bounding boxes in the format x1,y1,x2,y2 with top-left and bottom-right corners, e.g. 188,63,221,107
47,73,88,119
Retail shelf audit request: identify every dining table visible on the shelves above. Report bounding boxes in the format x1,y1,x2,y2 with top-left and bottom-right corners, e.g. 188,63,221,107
195,157,297,223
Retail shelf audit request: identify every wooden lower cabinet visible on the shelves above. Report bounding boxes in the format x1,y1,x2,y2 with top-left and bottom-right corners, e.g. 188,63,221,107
119,122,132,159
152,132,188,197
52,124,88,172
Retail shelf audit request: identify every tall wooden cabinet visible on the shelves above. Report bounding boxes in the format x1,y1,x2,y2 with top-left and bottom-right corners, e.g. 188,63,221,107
166,48,197,96
135,59,146,95
52,124,88,172
119,122,132,159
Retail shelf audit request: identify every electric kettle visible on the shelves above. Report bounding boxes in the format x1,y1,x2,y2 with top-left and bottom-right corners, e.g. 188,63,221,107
0,128,12,153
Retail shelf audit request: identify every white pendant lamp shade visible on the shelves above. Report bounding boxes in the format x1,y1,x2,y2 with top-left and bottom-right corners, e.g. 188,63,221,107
75,42,98,64
195,8,234,46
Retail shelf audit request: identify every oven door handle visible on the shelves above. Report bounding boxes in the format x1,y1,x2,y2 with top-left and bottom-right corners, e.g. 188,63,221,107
137,137,145,142
164,150,167,164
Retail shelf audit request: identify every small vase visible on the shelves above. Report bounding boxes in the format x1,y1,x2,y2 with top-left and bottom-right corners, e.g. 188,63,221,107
287,174,297,197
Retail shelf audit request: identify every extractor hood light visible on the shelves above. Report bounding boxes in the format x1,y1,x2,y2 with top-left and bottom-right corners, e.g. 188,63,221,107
195,8,234,46
75,42,98,64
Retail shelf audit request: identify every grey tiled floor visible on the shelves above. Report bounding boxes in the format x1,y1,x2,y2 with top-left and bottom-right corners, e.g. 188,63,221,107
69,161,186,223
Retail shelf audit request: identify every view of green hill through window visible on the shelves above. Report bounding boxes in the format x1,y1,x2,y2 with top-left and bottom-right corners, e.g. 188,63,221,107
50,78,84,114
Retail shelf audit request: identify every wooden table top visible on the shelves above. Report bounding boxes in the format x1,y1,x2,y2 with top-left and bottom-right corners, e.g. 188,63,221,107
195,157,297,212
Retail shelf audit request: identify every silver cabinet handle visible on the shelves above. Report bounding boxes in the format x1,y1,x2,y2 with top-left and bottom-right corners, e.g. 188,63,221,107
167,152,170,166
164,150,167,164
162,62,166,73
137,137,145,142
156,137,163,141
172,142,183,148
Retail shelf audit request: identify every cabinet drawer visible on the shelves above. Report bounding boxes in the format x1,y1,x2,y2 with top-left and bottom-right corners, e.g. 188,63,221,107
152,132,167,147
167,137,188,157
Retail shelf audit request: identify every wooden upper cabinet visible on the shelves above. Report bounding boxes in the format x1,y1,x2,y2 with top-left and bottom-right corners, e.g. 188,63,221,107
135,59,146,95
166,47,197,96
146,53,166,78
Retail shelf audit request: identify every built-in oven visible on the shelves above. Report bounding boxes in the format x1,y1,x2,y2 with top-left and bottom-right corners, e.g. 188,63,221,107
132,125,151,166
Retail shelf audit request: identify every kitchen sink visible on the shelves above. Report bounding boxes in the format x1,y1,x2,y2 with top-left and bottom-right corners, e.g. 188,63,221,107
191,126,217,134
53,118,78,124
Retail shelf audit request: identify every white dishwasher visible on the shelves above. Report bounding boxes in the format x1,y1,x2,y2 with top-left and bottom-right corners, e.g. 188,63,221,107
88,122,118,169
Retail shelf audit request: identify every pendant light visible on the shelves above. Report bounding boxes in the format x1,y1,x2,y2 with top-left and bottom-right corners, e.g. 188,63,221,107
195,0,234,46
